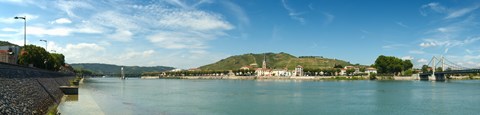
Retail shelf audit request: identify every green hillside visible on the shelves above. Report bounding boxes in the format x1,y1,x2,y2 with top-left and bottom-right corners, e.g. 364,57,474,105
71,63,175,74
0,41,18,46
199,52,353,70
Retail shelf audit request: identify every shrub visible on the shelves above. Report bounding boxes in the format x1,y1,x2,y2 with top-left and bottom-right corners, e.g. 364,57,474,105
369,73,377,80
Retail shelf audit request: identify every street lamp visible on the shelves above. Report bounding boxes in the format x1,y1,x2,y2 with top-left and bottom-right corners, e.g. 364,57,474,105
14,16,26,46
40,39,47,51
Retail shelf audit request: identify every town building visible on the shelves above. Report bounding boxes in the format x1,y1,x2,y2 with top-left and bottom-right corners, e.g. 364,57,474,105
365,67,377,75
255,54,272,76
294,65,303,76
0,46,20,64
240,66,251,70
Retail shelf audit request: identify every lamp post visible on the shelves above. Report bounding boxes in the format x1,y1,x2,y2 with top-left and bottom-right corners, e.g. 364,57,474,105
14,16,26,46
40,39,47,51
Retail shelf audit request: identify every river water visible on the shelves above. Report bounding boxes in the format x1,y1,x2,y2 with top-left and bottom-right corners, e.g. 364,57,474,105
58,78,480,115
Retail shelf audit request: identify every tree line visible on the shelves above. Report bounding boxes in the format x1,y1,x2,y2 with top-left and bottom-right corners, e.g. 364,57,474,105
373,55,413,75
143,69,256,76
18,45,65,71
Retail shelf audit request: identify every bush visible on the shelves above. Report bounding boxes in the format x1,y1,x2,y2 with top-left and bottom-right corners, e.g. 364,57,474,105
369,73,377,80
469,74,474,79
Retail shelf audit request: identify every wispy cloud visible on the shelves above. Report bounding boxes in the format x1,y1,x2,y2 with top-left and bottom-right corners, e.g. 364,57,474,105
382,44,407,49
445,5,480,19
50,18,72,24
282,0,305,24
417,58,428,63
420,2,479,19
322,12,334,25
401,56,414,60
395,21,408,28
222,1,249,26
0,13,39,23
420,2,446,16
419,36,480,48
409,50,425,54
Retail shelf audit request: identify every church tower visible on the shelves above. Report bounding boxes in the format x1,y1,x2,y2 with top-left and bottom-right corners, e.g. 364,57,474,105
262,54,267,69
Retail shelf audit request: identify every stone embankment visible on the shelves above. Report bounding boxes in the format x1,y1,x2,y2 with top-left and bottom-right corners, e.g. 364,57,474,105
0,62,74,114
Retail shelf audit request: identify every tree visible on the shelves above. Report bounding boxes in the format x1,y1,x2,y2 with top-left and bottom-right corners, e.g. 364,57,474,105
346,68,355,76
436,67,443,72
421,65,429,73
334,64,343,68
18,45,65,71
402,60,413,71
359,67,366,72
374,55,411,75
18,45,49,69
403,69,413,76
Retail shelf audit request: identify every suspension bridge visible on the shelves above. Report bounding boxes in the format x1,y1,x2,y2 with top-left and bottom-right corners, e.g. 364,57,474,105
419,56,480,81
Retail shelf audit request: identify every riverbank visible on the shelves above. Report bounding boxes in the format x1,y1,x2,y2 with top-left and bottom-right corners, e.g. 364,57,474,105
144,75,400,80
0,62,74,114
142,75,479,80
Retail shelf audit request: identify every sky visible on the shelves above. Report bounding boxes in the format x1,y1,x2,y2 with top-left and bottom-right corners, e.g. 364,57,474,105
1,0,480,69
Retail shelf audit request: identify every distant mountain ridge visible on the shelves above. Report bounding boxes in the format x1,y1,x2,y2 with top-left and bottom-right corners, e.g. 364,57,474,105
199,52,353,70
71,63,175,74
0,41,18,46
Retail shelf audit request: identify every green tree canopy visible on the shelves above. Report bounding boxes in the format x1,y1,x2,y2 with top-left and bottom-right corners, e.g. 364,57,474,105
18,45,65,71
373,55,413,74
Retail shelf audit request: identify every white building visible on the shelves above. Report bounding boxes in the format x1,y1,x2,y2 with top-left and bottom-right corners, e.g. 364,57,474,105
365,67,377,75
293,65,303,76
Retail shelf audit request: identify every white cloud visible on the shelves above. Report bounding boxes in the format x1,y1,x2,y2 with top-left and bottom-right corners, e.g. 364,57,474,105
27,26,73,37
55,0,93,17
420,2,479,19
395,22,408,28
445,5,480,19
419,42,436,48
158,10,233,31
1,28,18,32
282,0,305,24
0,13,39,23
51,18,72,24
382,44,407,49
55,43,107,63
118,50,156,60
401,56,414,60
417,58,428,63
421,2,446,16
322,12,334,25
409,50,425,54
419,37,480,48
222,1,249,26
148,31,213,49
108,29,133,42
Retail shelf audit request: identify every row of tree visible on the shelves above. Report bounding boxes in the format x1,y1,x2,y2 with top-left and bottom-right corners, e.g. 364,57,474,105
373,55,413,75
143,69,257,76
18,45,65,71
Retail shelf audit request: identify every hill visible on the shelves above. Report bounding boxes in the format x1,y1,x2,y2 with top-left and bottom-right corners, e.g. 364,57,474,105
199,52,353,70
70,63,175,74
0,41,18,46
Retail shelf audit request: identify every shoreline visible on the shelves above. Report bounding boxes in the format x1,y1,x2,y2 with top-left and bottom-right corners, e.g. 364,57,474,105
141,75,480,80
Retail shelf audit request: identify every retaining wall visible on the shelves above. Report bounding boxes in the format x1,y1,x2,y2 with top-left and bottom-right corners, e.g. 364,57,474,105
0,62,74,114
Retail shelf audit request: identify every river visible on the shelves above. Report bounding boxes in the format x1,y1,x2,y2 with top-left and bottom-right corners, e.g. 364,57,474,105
58,78,480,115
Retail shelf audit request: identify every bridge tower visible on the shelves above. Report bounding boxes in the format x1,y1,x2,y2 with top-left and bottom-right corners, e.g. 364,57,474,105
441,56,445,71
425,56,448,81
432,56,436,78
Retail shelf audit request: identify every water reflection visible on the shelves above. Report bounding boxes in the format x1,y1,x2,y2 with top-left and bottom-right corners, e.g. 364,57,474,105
59,79,480,115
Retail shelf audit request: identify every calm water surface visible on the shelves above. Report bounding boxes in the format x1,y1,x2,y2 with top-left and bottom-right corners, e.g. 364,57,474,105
58,78,480,115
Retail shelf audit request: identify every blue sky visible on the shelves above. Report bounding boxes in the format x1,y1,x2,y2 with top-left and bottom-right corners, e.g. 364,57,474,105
1,0,480,69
